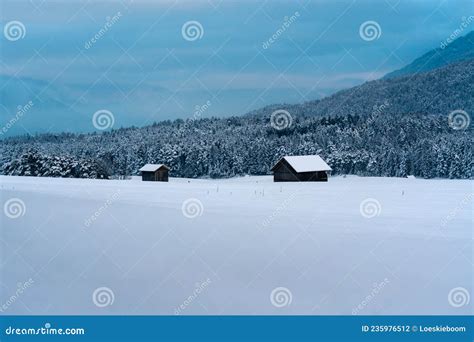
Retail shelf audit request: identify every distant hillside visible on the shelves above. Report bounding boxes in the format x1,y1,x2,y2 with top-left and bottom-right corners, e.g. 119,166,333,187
2,110,472,179
384,30,474,79
247,58,473,119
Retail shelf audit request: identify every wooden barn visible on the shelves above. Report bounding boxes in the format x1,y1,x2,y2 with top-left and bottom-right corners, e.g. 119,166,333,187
139,164,170,182
271,155,332,182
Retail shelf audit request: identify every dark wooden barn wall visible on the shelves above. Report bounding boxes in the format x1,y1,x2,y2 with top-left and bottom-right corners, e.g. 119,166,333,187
141,170,169,182
273,159,328,182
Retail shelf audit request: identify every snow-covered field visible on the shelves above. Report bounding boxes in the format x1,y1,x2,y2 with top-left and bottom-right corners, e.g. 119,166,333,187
0,175,472,315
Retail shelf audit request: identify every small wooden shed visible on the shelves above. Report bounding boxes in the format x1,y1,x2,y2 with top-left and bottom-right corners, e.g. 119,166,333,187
139,164,170,182
271,155,332,182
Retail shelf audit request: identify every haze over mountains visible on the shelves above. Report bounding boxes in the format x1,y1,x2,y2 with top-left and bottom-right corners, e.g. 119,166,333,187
384,30,474,79
4,0,470,139
3,30,474,138
248,31,474,119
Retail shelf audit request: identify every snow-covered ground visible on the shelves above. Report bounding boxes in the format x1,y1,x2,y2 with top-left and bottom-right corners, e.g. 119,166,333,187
0,175,472,315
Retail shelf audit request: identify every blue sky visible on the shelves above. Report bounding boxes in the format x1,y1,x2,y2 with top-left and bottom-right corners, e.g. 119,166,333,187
0,0,473,136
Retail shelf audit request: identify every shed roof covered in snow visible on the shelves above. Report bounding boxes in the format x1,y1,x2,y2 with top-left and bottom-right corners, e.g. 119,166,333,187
139,164,170,172
271,155,332,172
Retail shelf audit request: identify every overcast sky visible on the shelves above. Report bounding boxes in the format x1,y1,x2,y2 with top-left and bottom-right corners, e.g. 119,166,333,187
1,0,473,135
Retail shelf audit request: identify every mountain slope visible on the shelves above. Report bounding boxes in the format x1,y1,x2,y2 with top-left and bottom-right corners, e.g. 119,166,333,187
384,30,474,79
248,58,474,119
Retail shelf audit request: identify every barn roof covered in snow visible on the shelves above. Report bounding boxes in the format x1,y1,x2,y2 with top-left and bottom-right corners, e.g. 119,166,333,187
139,164,170,172
271,155,332,172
